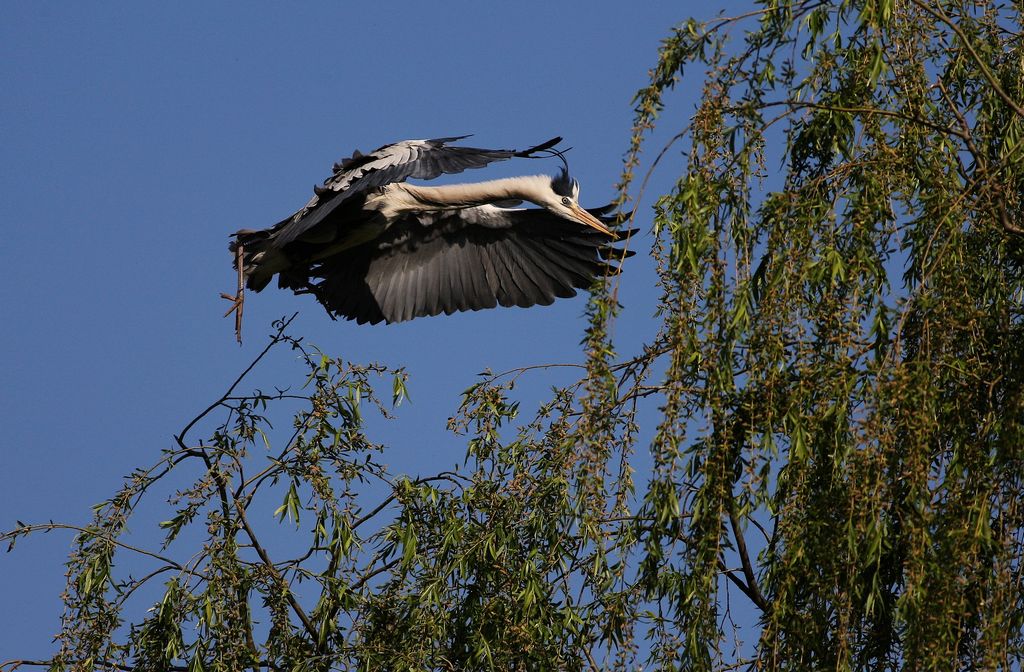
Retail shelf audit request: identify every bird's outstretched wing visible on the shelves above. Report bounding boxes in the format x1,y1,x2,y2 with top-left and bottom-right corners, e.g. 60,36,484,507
270,136,562,246
301,205,634,324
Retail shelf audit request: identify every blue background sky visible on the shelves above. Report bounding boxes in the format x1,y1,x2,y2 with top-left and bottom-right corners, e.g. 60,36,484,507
1,2,745,659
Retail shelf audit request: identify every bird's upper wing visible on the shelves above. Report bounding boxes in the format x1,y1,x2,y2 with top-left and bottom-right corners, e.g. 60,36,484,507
304,204,633,324
271,136,562,246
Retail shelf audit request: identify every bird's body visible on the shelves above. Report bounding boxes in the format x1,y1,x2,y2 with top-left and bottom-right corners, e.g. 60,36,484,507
226,136,631,331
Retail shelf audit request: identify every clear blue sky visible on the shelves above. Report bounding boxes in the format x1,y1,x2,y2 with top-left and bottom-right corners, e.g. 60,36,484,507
1,1,748,658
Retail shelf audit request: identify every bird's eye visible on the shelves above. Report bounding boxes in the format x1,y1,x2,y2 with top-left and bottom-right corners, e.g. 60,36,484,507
561,196,571,206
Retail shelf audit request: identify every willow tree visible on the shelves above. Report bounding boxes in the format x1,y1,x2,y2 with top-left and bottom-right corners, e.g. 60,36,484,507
4,1,1024,671
614,0,1024,668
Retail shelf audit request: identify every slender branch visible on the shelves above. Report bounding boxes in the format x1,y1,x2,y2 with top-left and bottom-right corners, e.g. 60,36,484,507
483,362,588,384
174,314,303,662
934,79,981,157
174,312,298,448
729,99,970,140
234,416,312,503
716,557,764,610
233,499,318,641
2,523,186,571
1,658,284,672
348,557,401,592
351,473,467,532
116,565,182,604
748,513,772,545
351,495,399,532
0,660,181,672
728,504,769,613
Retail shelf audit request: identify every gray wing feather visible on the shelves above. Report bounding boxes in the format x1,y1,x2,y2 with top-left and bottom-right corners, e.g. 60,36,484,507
490,240,529,307
506,241,554,306
464,245,497,312
446,245,469,313
416,261,432,321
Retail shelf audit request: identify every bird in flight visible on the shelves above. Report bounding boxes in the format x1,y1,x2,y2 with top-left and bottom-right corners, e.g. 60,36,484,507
223,136,632,342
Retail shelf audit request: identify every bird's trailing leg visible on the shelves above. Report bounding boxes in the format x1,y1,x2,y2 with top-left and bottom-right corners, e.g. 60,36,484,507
221,242,245,345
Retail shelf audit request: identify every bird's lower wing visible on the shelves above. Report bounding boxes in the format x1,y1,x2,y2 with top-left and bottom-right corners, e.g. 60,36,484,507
304,207,630,324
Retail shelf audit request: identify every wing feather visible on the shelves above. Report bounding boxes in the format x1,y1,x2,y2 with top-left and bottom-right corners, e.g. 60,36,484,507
463,244,497,312
508,240,556,305
377,256,404,323
444,247,464,314
452,243,471,311
425,255,444,318
521,239,580,293
488,239,533,308
409,264,427,322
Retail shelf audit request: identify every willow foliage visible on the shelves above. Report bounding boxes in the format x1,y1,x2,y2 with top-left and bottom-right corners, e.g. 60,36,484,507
613,0,1024,667
5,1,1024,671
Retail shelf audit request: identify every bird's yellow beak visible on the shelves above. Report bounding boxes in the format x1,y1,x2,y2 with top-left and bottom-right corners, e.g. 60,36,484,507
571,204,617,238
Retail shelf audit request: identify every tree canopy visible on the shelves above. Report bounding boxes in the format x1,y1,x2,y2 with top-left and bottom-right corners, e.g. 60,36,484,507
4,1,1024,670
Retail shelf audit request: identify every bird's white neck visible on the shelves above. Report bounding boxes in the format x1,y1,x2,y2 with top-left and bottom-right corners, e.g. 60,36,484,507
388,175,553,213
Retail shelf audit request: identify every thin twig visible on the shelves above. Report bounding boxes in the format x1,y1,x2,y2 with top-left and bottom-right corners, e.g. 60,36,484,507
175,313,298,448
2,523,185,571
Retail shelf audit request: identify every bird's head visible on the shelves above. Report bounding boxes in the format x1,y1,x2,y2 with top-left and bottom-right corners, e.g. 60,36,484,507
544,167,616,238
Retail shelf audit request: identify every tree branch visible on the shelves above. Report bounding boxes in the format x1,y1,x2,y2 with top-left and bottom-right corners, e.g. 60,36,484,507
728,503,769,613
233,499,318,641
2,522,186,571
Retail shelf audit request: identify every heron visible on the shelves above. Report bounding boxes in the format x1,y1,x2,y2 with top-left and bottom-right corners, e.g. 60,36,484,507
223,136,632,341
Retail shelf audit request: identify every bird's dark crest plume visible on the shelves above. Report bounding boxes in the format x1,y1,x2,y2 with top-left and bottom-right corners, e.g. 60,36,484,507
223,136,633,343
